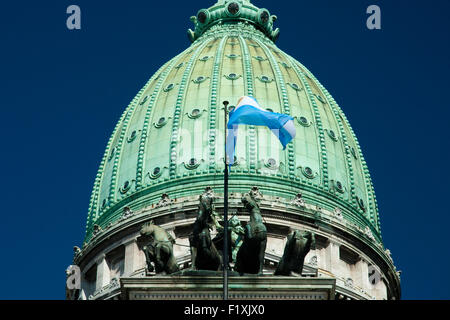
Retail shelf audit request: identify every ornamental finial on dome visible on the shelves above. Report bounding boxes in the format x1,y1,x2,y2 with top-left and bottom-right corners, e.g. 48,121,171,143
187,0,280,43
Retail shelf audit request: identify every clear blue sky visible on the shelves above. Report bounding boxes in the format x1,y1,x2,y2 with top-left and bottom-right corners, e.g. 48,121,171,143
0,0,448,299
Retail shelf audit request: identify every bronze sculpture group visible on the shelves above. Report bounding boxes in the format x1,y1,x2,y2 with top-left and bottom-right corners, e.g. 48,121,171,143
138,187,314,277
234,188,267,275
188,187,223,271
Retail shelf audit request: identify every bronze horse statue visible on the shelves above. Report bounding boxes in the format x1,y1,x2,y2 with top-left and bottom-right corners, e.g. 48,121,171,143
234,187,267,275
189,187,222,271
139,220,179,275
275,229,315,276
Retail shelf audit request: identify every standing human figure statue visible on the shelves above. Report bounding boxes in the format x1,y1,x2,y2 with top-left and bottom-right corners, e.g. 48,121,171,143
234,187,267,275
189,187,222,271
213,214,245,265
274,229,315,276
139,220,179,275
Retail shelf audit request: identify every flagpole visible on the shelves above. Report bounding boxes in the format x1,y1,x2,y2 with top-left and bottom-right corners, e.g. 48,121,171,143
223,100,229,301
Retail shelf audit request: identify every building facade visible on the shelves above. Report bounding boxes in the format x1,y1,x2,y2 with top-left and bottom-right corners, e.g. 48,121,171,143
69,0,401,300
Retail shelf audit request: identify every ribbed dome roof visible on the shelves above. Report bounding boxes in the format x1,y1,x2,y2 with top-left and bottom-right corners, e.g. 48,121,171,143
83,0,381,246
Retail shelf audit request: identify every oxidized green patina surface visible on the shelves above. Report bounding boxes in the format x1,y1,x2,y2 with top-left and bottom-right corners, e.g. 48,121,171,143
84,0,382,246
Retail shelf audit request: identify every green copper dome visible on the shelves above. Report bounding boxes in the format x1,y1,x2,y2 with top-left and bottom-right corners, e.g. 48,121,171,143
83,0,382,246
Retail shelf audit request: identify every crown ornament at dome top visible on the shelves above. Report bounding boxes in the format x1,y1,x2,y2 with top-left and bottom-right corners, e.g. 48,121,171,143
188,0,279,43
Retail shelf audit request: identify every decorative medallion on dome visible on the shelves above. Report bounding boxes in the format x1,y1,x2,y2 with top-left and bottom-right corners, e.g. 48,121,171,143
108,147,116,161
287,82,301,91
315,94,325,104
149,167,163,179
327,129,338,141
224,73,241,81
154,116,168,128
257,75,273,83
253,55,267,62
163,83,176,92
226,54,240,59
357,196,367,212
139,95,149,105
334,180,345,193
119,180,132,194
264,158,278,170
301,166,316,179
175,62,184,69
350,146,358,159
192,76,209,84
187,108,203,119
199,55,213,61
184,158,200,170
279,61,291,68
127,130,138,143
298,116,311,127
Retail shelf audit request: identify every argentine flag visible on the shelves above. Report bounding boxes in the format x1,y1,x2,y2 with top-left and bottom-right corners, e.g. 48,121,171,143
226,96,296,165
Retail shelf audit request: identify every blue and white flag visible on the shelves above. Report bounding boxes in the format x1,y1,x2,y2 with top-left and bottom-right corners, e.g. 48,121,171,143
226,96,296,165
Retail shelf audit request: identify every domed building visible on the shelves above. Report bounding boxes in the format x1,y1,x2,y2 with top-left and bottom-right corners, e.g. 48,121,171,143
70,0,400,300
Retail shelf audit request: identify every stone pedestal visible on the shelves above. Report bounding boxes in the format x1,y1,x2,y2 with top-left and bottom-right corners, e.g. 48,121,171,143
120,275,336,300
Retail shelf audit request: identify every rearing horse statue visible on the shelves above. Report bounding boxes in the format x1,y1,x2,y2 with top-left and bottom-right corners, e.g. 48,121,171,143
235,187,267,275
189,187,222,271
274,229,315,276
